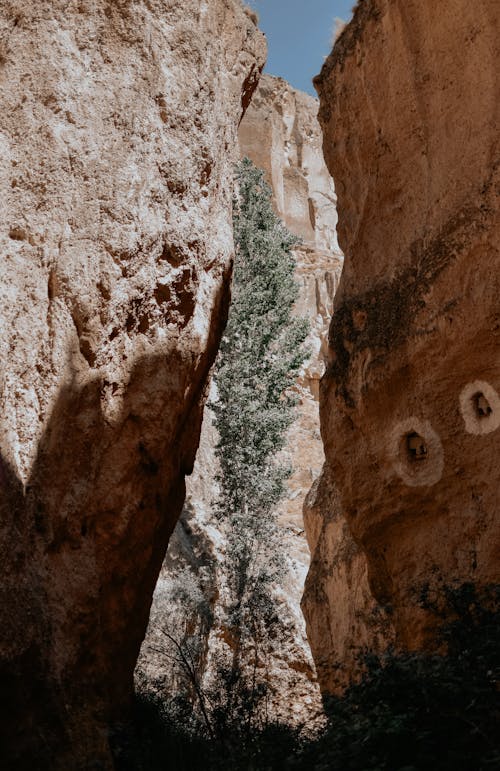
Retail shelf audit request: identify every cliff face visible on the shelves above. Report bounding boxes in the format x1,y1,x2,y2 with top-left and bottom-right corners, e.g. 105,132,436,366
302,467,394,694
139,74,343,722
0,1,265,767
238,74,340,260
304,0,500,694
239,74,343,529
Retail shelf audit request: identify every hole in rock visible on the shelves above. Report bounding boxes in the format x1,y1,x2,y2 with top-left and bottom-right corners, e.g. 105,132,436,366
406,432,428,461
459,380,500,435
159,243,183,266
9,226,27,241
472,392,492,418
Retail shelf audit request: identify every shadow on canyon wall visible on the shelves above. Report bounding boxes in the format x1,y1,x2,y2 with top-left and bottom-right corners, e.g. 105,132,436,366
0,334,225,768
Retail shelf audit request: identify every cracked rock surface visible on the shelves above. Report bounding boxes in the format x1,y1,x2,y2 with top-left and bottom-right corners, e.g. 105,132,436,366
0,1,265,766
303,0,500,695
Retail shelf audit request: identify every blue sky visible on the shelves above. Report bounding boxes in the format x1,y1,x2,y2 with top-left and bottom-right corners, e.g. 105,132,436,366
248,1,354,96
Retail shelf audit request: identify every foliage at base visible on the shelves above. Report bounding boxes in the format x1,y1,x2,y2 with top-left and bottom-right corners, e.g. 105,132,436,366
119,584,499,770
301,584,500,771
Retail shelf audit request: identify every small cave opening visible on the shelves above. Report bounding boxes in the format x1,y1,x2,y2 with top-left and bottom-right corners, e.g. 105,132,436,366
460,380,500,435
472,392,492,418
406,431,428,462
392,419,443,486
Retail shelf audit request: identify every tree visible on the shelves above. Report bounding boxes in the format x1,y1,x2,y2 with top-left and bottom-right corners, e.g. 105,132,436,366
135,159,309,752
210,157,309,733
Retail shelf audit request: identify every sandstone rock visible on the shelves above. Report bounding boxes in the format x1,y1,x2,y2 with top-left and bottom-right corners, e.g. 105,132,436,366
139,74,343,723
304,0,500,694
238,74,341,256
0,1,265,767
302,466,394,694
240,75,343,563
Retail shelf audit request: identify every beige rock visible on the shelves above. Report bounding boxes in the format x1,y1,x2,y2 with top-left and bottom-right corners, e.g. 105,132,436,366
239,74,343,558
304,0,500,694
139,74,343,723
238,74,341,255
302,467,394,694
0,1,265,767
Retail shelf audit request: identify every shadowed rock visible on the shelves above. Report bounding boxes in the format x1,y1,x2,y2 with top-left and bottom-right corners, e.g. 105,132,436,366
0,1,265,766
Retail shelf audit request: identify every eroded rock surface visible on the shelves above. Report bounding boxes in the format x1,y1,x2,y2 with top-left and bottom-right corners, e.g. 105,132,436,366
0,1,265,766
238,74,340,258
139,74,343,723
304,0,500,694
302,466,394,694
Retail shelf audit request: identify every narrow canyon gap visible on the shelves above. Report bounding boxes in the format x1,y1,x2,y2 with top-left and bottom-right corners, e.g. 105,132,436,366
137,73,344,722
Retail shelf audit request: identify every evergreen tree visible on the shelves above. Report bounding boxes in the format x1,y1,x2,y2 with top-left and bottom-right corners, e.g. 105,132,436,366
214,158,308,521
210,157,309,729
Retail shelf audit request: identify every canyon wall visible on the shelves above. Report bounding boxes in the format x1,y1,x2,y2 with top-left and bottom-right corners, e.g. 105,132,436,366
0,1,265,767
139,74,343,722
304,0,500,694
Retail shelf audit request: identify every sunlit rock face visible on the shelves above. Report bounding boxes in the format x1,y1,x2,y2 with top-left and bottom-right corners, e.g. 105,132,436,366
238,73,341,257
0,1,265,767
139,74,343,724
304,0,500,694
240,74,343,553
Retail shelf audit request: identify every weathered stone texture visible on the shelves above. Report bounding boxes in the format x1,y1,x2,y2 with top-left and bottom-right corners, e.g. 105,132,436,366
304,0,500,694
0,1,265,766
302,466,394,694
238,74,341,256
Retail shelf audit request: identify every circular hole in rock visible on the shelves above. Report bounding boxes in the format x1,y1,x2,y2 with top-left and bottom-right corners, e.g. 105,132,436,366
459,381,500,435
405,431,428,462
390,418,444,487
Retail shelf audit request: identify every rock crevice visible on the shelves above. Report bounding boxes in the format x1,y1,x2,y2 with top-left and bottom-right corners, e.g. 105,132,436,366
138,73,344,723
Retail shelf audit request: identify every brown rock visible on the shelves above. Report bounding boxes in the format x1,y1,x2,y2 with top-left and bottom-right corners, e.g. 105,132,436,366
304,0,500,694
238,74,341,255
302,467,394,694
0,1,265,766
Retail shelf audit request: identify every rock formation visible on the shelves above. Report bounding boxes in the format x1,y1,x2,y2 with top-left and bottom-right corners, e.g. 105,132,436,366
0,1,265,767
238,74,343,552
303,0,500,695
139,74,343,722
302,466,395,694
238,74,341,260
